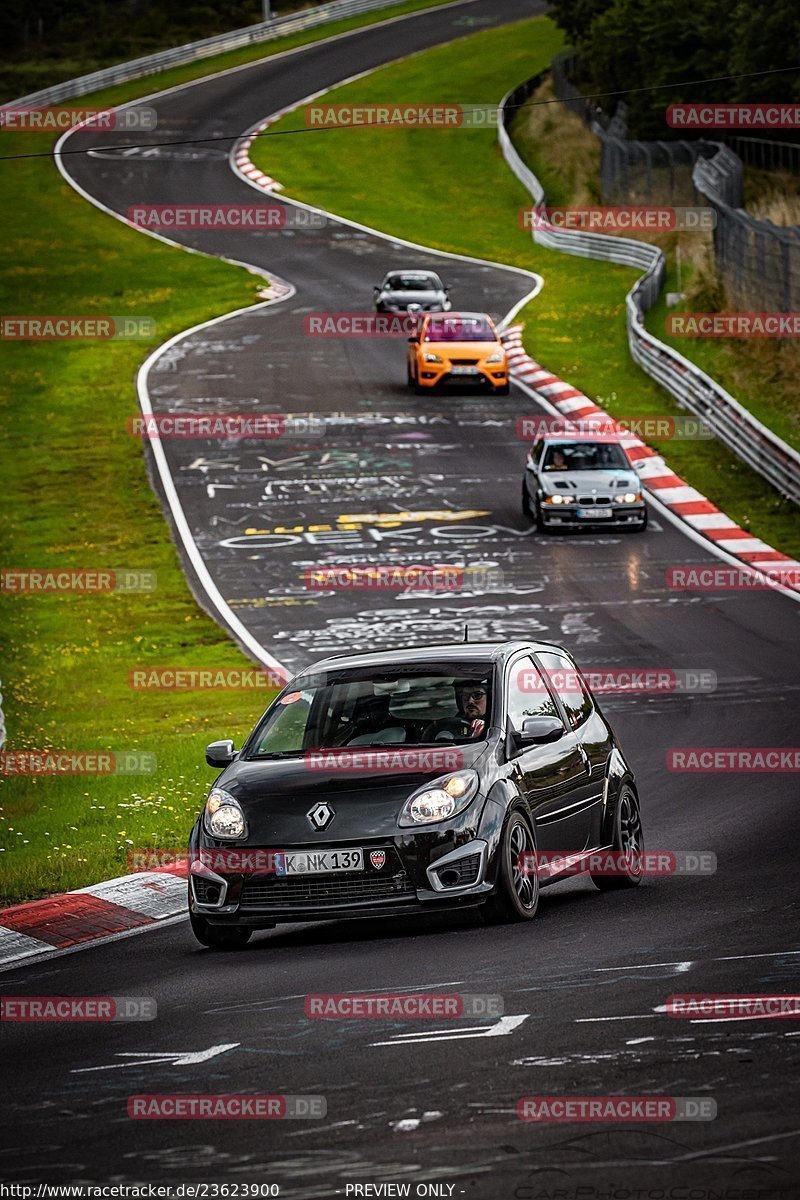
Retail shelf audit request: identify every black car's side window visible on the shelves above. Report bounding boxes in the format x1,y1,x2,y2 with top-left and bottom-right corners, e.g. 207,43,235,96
506,656,560,731
536,652,593,730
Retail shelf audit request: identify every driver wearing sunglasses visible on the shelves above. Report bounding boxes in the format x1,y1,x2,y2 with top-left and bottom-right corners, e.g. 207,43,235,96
422,678,489,742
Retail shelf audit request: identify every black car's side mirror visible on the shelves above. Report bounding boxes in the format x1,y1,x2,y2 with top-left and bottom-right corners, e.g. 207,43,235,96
521,716,565,743
206,739,237,768
507,717,564,757
373,285,380,292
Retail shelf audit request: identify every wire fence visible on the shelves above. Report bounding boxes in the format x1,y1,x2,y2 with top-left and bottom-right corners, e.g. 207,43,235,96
551,53,800,313
499,72,800,505
551,54,720,206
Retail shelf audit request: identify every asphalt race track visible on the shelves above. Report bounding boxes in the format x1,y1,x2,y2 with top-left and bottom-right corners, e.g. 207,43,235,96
3,0,799,1194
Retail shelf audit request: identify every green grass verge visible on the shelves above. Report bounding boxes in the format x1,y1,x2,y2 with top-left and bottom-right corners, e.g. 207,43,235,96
0,0,457,905
251,14,800,557
1,0,458,106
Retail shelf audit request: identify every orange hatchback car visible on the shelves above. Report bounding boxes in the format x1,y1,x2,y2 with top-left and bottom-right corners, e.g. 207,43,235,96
407,311,509,395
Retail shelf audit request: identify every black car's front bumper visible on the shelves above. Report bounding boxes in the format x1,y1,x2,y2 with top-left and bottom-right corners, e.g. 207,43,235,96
189,832,494,927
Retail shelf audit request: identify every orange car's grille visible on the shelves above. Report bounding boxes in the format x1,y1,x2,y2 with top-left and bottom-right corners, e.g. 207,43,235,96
449,358,481,365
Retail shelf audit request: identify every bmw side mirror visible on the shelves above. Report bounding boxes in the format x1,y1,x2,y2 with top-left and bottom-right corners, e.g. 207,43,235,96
373,285,380,292
206,739,236,768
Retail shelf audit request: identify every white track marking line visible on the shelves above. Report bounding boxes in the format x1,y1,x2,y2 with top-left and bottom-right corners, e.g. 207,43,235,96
595,949,800,972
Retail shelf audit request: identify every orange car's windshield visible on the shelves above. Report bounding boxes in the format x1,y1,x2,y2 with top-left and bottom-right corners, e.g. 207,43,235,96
424,317,496,343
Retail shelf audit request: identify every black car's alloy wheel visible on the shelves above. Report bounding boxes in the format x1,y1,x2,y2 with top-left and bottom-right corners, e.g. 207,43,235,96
522,480,533,519
190,911,253,949
483,810,539,922
592,784,644,890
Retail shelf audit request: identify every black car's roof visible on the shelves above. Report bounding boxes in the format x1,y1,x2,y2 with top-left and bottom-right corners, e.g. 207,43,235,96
300,640,565,675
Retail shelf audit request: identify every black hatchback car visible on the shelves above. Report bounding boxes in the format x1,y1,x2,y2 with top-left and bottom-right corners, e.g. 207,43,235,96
188,641,644,948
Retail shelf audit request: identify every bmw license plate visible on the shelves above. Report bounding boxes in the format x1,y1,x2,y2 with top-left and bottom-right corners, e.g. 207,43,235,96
275,848,364,875
451,366,479,375
578,506,613,518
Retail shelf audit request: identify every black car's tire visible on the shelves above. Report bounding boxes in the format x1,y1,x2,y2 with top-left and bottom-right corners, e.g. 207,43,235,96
636,508,649,531
591,783,644,890
522,480,533,519
482,810,539,922
190,911,253,949
535,499,548,534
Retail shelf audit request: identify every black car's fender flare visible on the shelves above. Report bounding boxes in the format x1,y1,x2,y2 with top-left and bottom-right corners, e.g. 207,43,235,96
478,779,535,887
600,748,637,843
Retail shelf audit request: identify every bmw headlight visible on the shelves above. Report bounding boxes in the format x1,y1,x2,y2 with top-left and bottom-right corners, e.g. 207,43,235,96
398,770,480,827
203,787,247,840
485,352,504,364
423,352,443,363
544,494,574,504
619,492,642,504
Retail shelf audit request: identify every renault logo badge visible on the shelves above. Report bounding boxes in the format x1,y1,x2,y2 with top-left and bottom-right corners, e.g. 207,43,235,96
307,802,334,831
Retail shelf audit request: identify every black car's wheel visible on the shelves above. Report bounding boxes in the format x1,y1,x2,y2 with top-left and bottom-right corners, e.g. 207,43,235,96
482,810,539,922
535,498,548,534
522,480,533,519
592,784,644,890
190,911,253,949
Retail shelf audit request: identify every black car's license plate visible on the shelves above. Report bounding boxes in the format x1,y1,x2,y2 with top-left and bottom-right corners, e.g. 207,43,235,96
275,848,364,876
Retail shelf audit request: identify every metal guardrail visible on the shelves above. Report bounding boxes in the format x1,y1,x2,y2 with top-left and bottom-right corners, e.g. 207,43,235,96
498,74,800,506
5,0,435,108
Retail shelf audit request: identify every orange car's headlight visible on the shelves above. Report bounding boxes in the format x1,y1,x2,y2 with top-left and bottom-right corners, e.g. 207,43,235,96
423,352,443,363
485,352,505,364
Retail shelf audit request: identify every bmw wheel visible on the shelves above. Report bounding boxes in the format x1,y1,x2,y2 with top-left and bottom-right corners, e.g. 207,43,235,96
482,810,539,922
592,784,644,890
522,480,533,519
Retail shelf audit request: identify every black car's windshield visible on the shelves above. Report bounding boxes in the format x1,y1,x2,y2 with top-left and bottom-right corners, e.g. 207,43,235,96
542,441,630,471
424,316,495,342
248,661,494,757
386,273,440,291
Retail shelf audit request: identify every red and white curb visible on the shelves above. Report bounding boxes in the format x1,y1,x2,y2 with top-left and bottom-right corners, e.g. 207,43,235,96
233,113,285,192
0,866,187,969
501,325,800,592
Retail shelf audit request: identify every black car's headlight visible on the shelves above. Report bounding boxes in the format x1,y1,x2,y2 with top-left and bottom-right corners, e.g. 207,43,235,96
203,787,247,840
398,770,480,827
